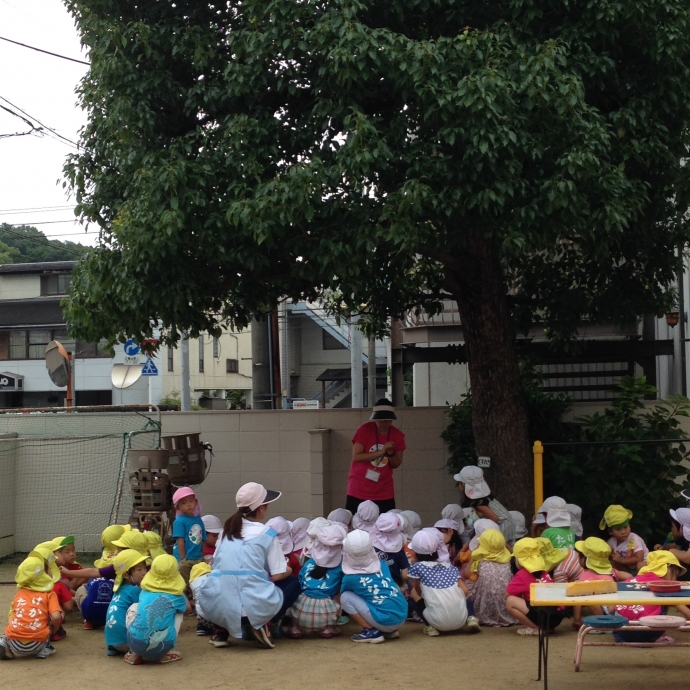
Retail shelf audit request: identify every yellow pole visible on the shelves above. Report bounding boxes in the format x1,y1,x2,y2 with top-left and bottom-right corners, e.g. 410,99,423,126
533,440,544,517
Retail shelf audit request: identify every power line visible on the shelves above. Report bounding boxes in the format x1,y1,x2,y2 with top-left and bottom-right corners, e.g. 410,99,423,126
0,205,74,214
0,35,89,66
0,96,78,149
0,226,86,256
0,219,80,226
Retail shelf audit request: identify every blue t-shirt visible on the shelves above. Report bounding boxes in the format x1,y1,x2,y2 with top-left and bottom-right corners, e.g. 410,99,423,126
299,559,343,599
105,583,141,647
80,578,114,624
127,591,187,661
172,515,206,561
341,561,407,627
374,547,410,585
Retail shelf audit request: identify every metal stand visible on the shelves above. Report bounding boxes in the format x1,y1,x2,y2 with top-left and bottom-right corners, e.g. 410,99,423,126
536,609,552,690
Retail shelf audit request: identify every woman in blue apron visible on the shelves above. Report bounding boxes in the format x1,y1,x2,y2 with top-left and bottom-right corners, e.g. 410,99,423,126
195,482,295,649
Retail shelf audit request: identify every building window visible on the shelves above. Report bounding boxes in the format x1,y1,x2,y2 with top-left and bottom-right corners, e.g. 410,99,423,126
167,347,174,372
198,337,204,373
213,337,219,359
226,358,238,373
323,330,346,350
0,330,111,360
40,274,72,296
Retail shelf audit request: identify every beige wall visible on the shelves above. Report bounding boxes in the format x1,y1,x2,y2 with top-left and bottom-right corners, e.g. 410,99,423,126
161,407,459,527
0,274,41,300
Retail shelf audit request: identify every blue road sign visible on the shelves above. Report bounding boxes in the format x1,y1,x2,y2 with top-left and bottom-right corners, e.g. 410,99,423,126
141,357,158,376
124,339,140,356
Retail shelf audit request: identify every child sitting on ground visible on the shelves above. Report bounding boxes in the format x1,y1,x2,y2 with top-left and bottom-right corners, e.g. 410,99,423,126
172,487,207,583
454,466,515,545
0,555,62,660
288,524,347,638
291,517,310,563
540,498,576,549
126,554,190,664
615,551,690,643
567,504,583,539
467,529,516,627
372,513,409,588
601,504,648,574
328,509,353,529
267,516,301,577
95,525,130,567
189,562,213,636
32,543,72,642
654,508,690,569
104,550,148,656
53,536,88,590
510,511,528,540
352,501,379,533
506,537,561,636
201,515,223,564
340,529,407,643
301,517,331,564
434,518,464,565
408,530,480,636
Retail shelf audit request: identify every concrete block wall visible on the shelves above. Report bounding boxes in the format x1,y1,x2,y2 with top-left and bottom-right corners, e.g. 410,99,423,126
161,407,460,527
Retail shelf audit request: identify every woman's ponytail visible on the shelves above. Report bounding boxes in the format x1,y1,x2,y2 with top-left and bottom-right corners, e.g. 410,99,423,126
223,506,260,541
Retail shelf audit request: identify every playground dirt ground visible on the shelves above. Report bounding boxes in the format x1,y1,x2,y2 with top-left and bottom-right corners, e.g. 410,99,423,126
2,584,690,690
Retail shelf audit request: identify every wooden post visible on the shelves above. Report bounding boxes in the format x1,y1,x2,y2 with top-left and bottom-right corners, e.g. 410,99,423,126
533,440,544,516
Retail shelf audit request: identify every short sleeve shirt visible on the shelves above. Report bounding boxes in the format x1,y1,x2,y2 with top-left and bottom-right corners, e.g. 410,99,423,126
127,591,187,652
551,550,584,583
505,569,553,603
616,573,663,620
608,533,649,559
408,561,460,589
241,519,287,576
542,527,577,549
5,589,61,641
105,583,141,647
340,561,407,627
347,422,406,501
299,559,343,599
172,515,207,561
375,548,410,585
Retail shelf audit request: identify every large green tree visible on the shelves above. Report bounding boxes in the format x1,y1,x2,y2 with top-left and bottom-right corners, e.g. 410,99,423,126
0,224,89,263
64,0,690,513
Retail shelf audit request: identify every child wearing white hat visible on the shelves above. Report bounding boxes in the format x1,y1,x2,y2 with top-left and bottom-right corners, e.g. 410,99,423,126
328,509,353,529
408,530,480,637
538,497,576,549
372,513,410,587
566,504,583,539
352,500,379,533
454,466,515,545
510,511,528,540
201,515,223,565
288,524,348,639
434,518,464,564
340,530,407,643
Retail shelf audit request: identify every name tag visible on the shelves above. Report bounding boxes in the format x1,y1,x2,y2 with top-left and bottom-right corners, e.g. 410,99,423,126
365,469,380,482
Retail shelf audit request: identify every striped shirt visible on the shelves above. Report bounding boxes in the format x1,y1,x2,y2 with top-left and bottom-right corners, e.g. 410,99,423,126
551,549,584,583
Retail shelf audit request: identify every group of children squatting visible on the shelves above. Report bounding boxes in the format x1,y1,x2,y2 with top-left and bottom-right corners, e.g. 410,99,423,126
4,465,690,661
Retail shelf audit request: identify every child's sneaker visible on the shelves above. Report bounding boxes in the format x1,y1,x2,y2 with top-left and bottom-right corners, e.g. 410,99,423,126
196,623,212,636
210,631,230,648
0,639,10,660
336,615,349,626
351,627,384,643
50,627,67,642
250,625,275,649
383,630,400,640
83,620,94,630
464,616,481,633
36,643,56,659
423,625,440,637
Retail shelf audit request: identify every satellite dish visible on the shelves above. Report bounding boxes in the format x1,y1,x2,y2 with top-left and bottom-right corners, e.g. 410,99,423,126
111,363,144,389
45,340,71,387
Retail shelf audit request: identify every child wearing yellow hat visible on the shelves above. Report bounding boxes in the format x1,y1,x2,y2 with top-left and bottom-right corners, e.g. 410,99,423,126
614,551,689,643
32,542,74,642
0,556,62,660
95,524,131,567
505,538,563,636
144,531,167,560
600,505,649,574
125,554,191,664
104,550,149,657
467,529,516,627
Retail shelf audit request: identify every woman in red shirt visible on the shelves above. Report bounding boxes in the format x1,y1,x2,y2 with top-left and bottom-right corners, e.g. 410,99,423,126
345,399,406,514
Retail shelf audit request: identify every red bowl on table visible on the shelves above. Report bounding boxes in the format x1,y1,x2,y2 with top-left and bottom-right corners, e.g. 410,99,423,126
647,581,683,593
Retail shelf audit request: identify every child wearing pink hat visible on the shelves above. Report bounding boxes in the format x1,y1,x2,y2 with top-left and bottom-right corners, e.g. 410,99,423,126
340,530,407,643
372,513,409,588
171,488,207,584
288,524,348,639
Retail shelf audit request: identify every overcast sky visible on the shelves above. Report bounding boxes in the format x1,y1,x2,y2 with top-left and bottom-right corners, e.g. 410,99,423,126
0,0,95,246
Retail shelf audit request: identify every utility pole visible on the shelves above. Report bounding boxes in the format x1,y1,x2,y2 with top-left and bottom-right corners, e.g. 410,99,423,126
350,315,363,407
180,333,191,411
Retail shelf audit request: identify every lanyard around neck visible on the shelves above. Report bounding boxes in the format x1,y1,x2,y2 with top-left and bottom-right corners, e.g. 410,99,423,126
375,425,391,448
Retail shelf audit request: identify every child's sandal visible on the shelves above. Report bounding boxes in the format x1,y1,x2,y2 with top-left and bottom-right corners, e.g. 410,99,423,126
124,652,142,665
157,651,182,664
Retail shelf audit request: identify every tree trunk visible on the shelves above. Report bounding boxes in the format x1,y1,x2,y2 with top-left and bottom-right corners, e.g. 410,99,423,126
446,233,533,519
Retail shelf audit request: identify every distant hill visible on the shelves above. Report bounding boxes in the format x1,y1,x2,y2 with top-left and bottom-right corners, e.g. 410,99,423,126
0,224,89,263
